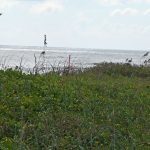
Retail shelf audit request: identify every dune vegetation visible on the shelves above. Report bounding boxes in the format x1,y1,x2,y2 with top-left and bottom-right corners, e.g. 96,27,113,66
0,63,149,149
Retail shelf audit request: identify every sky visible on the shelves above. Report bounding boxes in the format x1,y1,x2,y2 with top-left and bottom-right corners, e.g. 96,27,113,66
0,0,150,50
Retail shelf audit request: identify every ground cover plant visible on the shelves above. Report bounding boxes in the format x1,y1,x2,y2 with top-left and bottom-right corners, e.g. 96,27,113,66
0,63,149,149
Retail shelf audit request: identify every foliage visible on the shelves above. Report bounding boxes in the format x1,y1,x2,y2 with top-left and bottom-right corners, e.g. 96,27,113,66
0,63,150,149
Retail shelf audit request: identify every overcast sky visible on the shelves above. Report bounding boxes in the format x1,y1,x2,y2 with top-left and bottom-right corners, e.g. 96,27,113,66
0,0,150,50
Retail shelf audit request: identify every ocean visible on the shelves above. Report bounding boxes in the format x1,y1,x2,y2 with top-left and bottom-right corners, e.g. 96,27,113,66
0,45,148,71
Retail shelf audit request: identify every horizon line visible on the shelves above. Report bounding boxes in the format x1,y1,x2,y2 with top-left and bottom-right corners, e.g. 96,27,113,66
0,44,148,52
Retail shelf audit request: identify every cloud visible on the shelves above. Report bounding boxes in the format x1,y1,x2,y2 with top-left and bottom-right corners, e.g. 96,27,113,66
110,8,139,16
98,0,122,6
31,0,63,14
110,9,122,16
98,0,150,5
111,8,150,16
98,22,150,36
0,0,18,9
128,0,150,4
143,9,150,15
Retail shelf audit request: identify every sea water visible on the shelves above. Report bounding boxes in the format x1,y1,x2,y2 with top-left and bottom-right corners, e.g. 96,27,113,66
0,45,148,70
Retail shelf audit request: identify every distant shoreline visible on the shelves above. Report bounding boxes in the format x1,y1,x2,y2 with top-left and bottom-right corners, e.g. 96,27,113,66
0,45,148,52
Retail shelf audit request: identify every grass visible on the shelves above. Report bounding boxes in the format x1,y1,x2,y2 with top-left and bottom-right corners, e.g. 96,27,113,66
0,63,150,149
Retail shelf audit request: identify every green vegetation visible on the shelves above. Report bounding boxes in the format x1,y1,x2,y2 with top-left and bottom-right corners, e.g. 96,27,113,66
0,63,150,149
